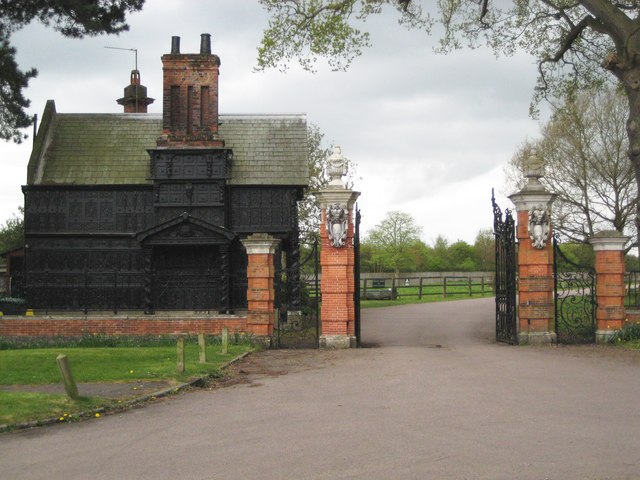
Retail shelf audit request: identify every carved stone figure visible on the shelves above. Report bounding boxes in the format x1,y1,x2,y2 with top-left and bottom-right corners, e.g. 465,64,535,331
529,204,550,249
326,203,348,248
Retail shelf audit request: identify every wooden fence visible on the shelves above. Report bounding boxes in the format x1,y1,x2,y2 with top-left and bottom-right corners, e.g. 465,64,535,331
360,274,495,300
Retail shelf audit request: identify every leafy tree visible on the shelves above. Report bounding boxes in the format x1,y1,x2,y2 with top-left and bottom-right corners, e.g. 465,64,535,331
366,210,423,275
257,1,640,250
0,207,24,254
448,240,476,271
473,228,495,272
1,0,145,143
505,88,636,244
427,235,451,272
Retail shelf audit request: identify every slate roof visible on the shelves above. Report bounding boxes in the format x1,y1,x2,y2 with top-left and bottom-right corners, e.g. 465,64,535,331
27,101,309,187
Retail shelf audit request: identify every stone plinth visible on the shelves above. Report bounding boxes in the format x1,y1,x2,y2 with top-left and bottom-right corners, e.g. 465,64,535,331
590,231,629,343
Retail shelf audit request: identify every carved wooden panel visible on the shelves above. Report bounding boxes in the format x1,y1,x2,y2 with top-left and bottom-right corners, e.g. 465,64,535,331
149,150,231,180
154,182,224,206
25,188,153,234
230,187,296,232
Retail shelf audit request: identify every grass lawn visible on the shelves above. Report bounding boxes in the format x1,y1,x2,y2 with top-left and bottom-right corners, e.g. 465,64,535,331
361,291,494,309
0,342,254,427
1,392,114,426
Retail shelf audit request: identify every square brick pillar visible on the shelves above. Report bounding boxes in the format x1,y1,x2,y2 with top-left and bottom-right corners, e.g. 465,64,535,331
590,231,629,344
509,150,557,345
316,147,360,349
241,233,280,345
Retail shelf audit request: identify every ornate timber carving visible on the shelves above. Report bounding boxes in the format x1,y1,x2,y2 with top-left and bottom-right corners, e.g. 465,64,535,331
326,203,348,248
230,187,296,232
137,213,235,246
143,247,154,314
219,244,230,313
148,149,232,180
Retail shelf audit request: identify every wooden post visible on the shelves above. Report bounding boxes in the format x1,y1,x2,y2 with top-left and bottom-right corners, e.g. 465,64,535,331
176,336,185,374
418,277,423,300
198,334,207,364
469,276,472,296
56,354,79,400
221,327,228,355
443,277,447,298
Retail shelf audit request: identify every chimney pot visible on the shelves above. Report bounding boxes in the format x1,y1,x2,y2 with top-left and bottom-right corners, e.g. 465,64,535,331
171,36,181,54
200,33,211,55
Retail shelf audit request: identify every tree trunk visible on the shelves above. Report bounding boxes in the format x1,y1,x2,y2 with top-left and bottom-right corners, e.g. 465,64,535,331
623,81,640,271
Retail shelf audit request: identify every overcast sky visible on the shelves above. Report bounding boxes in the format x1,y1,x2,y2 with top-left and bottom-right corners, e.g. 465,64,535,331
0,1,547,244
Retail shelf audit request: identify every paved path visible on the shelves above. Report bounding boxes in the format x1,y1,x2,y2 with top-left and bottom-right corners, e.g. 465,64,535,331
2,298,640,479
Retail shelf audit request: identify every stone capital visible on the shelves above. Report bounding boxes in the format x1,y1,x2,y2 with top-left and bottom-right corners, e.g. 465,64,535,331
241,233,279,255
508,190,556,213
589,231,630,252
316,188,360,211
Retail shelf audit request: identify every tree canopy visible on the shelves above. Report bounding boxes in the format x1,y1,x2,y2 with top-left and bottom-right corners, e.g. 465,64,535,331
505,87,637,244
258,1,640,246
1,0,145,143
0,207,23,255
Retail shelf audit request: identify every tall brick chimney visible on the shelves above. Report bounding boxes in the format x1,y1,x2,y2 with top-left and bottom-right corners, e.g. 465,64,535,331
158,34,223,147
117,69,154,113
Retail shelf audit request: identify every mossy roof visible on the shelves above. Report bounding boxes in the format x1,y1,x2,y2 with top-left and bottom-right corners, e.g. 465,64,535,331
27,103,308,187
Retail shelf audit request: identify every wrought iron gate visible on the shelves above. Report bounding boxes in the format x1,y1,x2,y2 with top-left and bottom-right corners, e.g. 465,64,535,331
553,235,596,344
354,206,362,347
492,191,518,344
274,239,320,348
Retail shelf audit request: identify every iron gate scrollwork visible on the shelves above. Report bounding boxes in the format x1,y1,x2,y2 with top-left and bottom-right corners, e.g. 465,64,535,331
492,190,518,344
553,234,596,344
354,206,361,347
274,239,320,348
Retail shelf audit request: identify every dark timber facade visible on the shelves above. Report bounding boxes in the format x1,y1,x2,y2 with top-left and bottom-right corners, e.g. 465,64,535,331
22,35,308,315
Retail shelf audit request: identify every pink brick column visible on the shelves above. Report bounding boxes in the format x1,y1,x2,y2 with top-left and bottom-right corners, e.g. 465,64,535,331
509,150,557,344
241,233,280,344
316,146,360,349
590,231,629,344
513,208,555,344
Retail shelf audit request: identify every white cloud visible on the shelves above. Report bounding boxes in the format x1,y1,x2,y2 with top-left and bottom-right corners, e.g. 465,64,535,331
0,0,544,244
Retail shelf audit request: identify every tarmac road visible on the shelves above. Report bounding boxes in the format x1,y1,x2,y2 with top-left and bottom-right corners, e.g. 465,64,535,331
2,297,640,480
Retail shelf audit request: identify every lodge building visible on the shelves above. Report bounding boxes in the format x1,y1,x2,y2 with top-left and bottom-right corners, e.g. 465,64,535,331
20,34,308,316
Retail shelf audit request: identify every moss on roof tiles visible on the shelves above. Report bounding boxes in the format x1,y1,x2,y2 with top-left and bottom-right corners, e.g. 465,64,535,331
36,112,308,186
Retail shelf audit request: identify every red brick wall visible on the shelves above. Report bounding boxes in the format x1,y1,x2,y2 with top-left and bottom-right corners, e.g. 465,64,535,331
0,316,247,338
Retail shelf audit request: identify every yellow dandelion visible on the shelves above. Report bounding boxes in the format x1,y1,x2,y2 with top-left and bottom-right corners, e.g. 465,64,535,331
95,413,101,418
129,370,134,374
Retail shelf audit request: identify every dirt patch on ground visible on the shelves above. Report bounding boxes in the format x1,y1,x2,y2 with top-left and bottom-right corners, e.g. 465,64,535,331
200,349,342,390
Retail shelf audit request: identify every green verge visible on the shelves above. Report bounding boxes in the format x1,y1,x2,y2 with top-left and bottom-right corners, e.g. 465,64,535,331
1,392,114,426
0,344,252,384
0,343,254,427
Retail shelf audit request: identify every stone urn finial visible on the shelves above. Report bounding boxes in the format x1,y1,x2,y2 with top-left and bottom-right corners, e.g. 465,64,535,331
328,145,348,188
524,148,544,186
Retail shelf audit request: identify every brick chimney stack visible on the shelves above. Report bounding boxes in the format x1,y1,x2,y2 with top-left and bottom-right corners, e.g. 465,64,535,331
158,34,223,147
117,69,154,113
